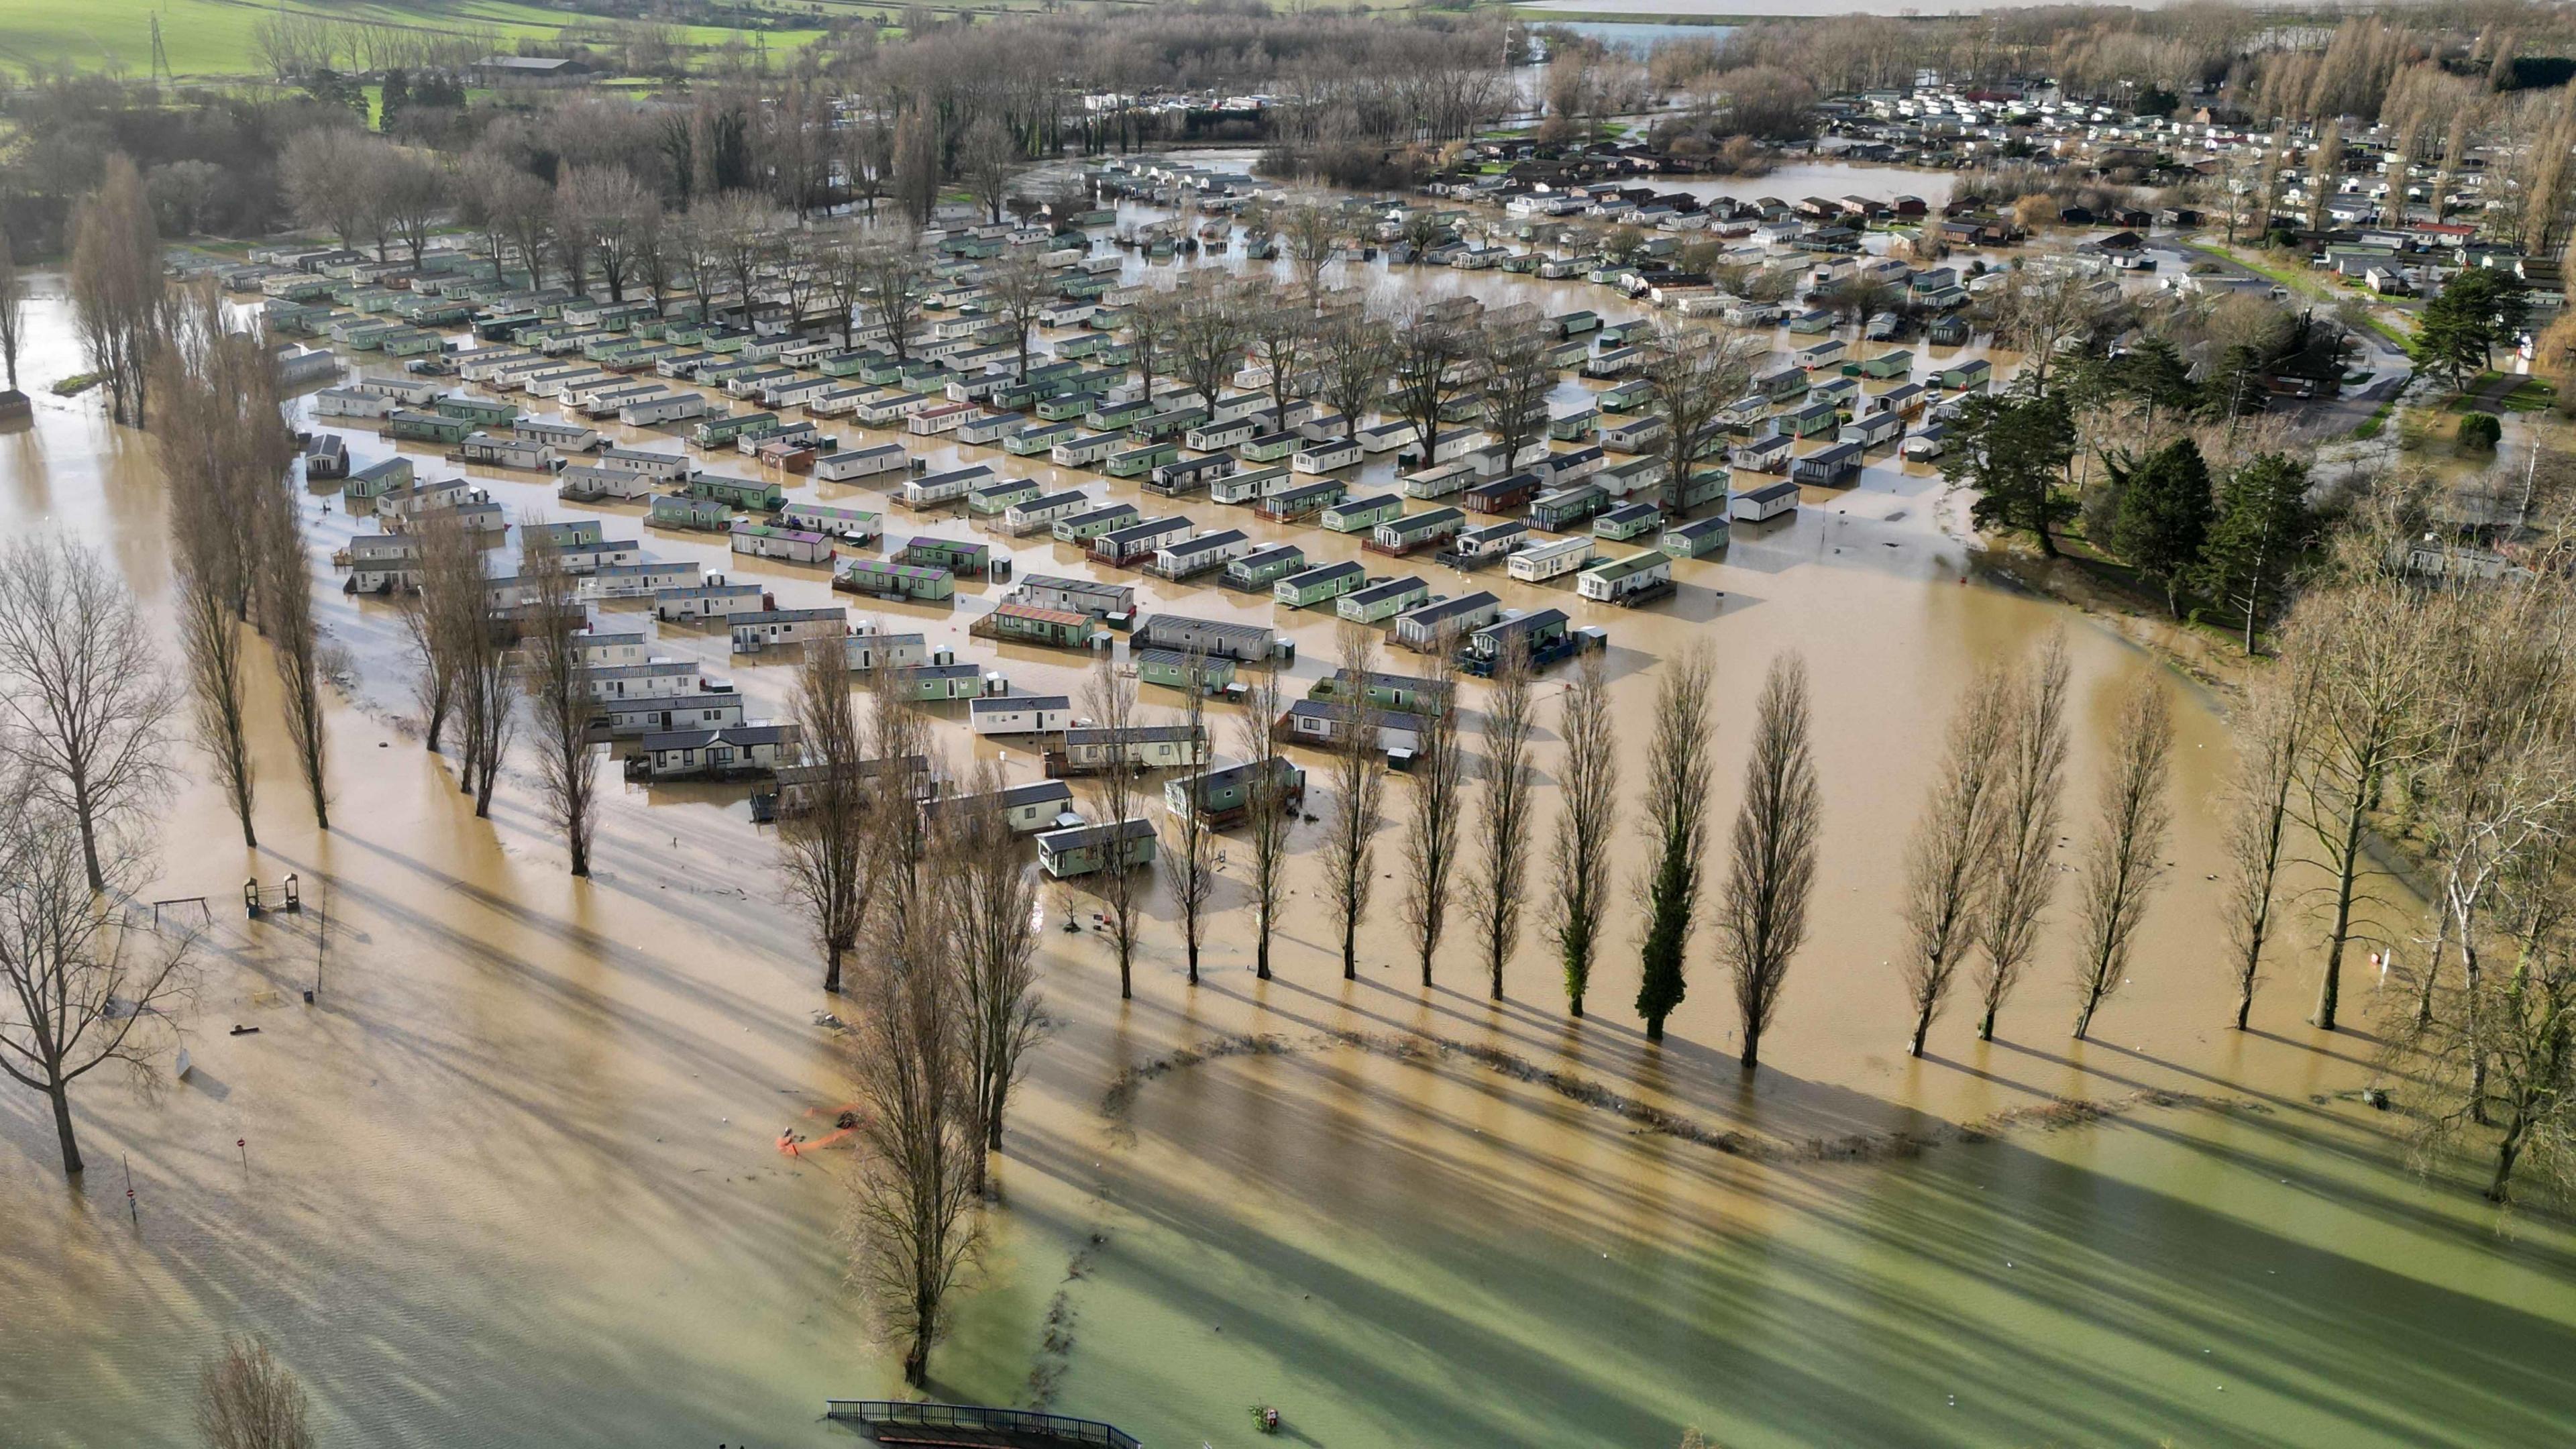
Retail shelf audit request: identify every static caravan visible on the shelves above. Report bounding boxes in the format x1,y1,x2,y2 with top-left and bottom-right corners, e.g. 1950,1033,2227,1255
904,466,994,510
579,383,666,419
1731,480,1799,523
557,465,657,503
1576,550,1676,606
956,412,1018,446
1036,818,1157,879
1275,560,1367,609
972,600,1095,649
1322,493,1404,535
1601,415,1670,455
600,446,696,482
1052,502,1140,543
1404,461,1476,501
1370,506,1466,557
1392,590,1503,652
1354,422,1412,456
730,521,835,564
1397,429,1485,470
1792,442,1864,488
1795,339,1849,371
1164,759,1303,826
1730,432,1794,472
596,687,745,739
1006,419,1081,456
515,417,600,453
1550,405,1599,441
302,433,349,480
456,432,553,470
1465,608,1587,675
654,582,767,622
1106,441,1180,480
1464,472,1544,515
970,694,1076,737
621,391,709,427
1091,516,1195,568
843,627,932,672
1293,438,1362,474
806,384,877,418
1338,575,1431,625
1642,496,1730,553
729,607,848,655
815,444,910,484
908,400,975,437
1444,519,1529,568
389,410,474,446
694,411,783,449
1901,423,1947,461
1014,575,1134,619
1258,478,1346,523
1841,411,1904,449
1508,534,1596,583
1226,543,1307,590
1240,431,1301,463
1754,365,1809,404
353,373,441,405
904,537,994,578
1870,382,1929,419
1052,432,1124,468
1210,464,1282,506
1593,502,1664,541
1861,348,1914,380
1776,400,1841,439
579,559,702,600
1187,417,1262,452
690,474,787,512
1536,446,1605,486
994,488,1085,536
1529,484,1609,533
1151,453,1236,496
1582,345,1644,378
931,779,1076,836
437,394,519,427
1937,358,1992,393
1135,647,1238,694
1148,529,1252,580
649,493,734,531
835,557,957,601
969,476,1044,517
1279,699,1426,756
1134,613,1277,664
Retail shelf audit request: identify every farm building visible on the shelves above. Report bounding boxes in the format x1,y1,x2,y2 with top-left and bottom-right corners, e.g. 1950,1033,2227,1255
970,694,1076,737
1576,550,1676,606
1731,481,1800,524
1134,613,1277,663
1276,559,1368,608
1339,576,1431,625
837,558,957,601
1036,818,1158,879
1391,591,1503,652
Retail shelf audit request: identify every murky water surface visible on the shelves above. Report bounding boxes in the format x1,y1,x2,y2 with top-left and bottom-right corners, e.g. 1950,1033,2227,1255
1,214,2570,1449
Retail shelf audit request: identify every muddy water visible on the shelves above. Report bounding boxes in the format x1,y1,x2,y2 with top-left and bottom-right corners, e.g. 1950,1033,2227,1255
1,231,2570,1449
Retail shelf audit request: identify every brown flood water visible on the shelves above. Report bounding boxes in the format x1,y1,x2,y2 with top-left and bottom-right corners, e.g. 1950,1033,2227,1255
1,233,2571,1449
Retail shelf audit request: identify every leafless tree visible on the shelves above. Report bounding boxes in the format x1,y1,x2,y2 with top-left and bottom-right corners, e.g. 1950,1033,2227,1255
1314,309,1392,442
1238,664,1295,982
519,530,599,876
1321,622,1389,981
1550,649,1619,1016
865,667,936,967
70,156,166,426
1477,320,1558,473
1161,647,1219,986
1635,645,1718,1042
1244,304,1313,427
1717,653,1821,1071
1123,281,1181,409
193,1333,313,1449
858,231,930,362
934,758,1049,1194
1642,325,1761,516
434,519,513,818
380,150,446,267
843,924,981,1389
557,166,655,302
1900,664,2012,1057
253,480,328,831
983,247,1056,380
1470,639,1538,1002
960,115,1016,225
2220,667,2314,1031
1172,280,1249,417
1398,657,1467,989
280,129,376,256
780,643,871,995
1972,635,2072,1041
2071,681,2176,1041
0,782,195,1177
1082,653,1146,999
0,538,177,890
1280,203,1341,308
0,239,25,392
1388,304,1472,466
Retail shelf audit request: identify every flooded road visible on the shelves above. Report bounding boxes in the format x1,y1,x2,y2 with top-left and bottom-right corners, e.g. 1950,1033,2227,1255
1,222,2571,1449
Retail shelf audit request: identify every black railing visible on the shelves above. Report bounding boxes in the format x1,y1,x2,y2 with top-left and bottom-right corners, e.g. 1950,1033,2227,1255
824,1400,1140,1449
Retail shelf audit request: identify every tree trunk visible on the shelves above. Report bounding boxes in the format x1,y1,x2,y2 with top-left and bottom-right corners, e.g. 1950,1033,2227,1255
2074,982,2105,1041
1342,917,1356,981
824,941,844,996
1909,1001,1932,1057
1255,926,1271,982
50,1083,82,1176
1739,1030,1760,1072
1117,945,1132,1000
2487,1120,2524,1203
903,1338,928,1389
75,794,103,892
2316,794,2370,1031
1977,1004,1998,1042
1185,936,1198,987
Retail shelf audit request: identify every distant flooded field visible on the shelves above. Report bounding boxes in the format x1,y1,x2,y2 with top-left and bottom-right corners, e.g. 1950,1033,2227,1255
3,200,2572,1449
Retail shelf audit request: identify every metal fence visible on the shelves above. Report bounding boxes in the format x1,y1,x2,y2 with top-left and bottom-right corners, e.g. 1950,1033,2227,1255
823,1400,1140,1449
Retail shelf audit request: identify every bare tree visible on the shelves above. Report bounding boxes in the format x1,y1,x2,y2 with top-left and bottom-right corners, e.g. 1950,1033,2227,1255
1238,663,1294,982
935,758,1049,1193
865,667,936,970
194,1334,314,1449
858,231,929,363
2220,668,2313,1031
1900,665,2012,1057
1717,653,1821,1071
1972,635,2072,1041
174,551,256,847
1550,649,1619,1016
2071,681,2176,1041
70,156,166,426
1635,646,1718,1042
781,643,870,995
0,238,25,392
1280,203,1341,308
558,166,654,302
1470,639,1539,1002
380,150,447,266
519,530,599,875
983,248,1056,381
254,480,329,830
1160,647,1218,985
1313,308,1391,441
1398,657,1467,988
1244,305,1313,429
0,784,194,1177
1123,282,1181,409
1320,622,1389,981
1082,653,1146,999
0,538,177,890
1477,320,1558,474
1388,305,1472,466
960,115,1014,225
844,929,981,1389
435,518,513,818
1172,280,1249,417
1643,326,1761,517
